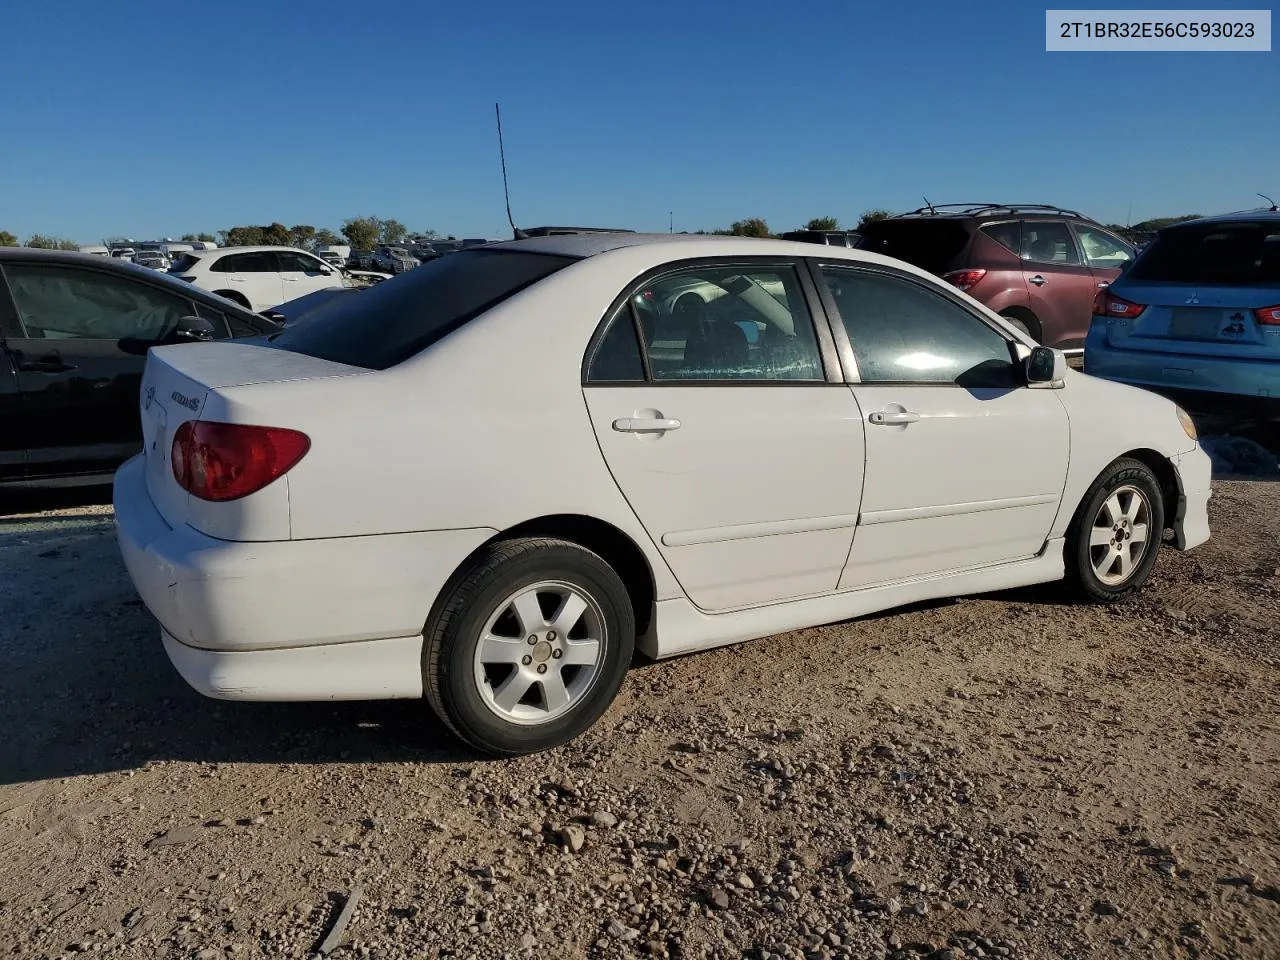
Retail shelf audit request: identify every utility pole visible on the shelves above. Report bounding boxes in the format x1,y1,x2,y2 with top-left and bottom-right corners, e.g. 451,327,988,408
669,211,673,234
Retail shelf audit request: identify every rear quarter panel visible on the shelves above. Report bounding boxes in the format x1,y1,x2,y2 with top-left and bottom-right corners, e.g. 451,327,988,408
232,252,689,600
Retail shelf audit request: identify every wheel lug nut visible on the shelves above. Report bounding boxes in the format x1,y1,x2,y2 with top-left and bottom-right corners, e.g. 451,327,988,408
547,630,557,641
537,664,548,674
527,636,537,645
521,655,532,666
552,649,563,659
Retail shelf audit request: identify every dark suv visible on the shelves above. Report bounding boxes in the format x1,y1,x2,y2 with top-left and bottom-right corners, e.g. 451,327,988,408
856,204,1135,351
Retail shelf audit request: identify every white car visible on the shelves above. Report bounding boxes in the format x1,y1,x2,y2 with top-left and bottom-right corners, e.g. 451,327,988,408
113,234,1212,756
166,245,348,312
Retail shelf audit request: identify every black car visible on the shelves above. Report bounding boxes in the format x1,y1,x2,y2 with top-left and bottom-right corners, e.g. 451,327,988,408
0,249,279,488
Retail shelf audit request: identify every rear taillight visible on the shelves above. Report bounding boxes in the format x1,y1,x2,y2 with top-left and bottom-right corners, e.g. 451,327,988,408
941,269,987,292
1093,291,1147,319
1254,305,1280,326
171,421,310,502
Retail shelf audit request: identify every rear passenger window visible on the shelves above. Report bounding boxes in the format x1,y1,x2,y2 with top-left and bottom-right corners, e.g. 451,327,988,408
586,306,645,382
212,253,276,273
626,265,824,382
980,221,1021,254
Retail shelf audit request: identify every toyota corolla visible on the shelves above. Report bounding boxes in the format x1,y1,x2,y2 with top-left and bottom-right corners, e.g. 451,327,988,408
113,233,1211,756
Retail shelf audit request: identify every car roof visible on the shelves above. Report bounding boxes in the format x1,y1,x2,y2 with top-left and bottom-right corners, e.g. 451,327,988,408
1166,208,1280,229
186,245,316,256
880,203,1091,223
482,231,912,267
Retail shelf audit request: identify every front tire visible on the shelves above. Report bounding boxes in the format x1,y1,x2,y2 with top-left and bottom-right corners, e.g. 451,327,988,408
1065,458,1165,603
423,537,634,756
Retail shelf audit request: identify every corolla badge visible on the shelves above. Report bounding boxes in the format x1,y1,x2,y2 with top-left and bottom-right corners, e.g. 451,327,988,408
171,391,201,413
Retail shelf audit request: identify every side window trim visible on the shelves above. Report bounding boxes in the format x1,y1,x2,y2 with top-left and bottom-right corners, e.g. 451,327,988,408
581,256,842,387
582,300,648,384
811,260,1020,386
0,264,28,340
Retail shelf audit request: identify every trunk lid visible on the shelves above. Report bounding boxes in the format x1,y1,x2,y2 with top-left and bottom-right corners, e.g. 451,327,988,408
138,341,367,530
1100,280,1280,360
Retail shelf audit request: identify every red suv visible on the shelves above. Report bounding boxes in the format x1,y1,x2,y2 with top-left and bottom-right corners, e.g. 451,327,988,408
856,204,1136,352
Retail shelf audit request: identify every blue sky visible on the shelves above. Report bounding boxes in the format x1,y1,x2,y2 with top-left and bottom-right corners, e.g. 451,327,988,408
2,0,1276,243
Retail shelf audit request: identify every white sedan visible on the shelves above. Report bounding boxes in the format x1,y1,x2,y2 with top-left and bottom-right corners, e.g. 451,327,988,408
113,234,1211,756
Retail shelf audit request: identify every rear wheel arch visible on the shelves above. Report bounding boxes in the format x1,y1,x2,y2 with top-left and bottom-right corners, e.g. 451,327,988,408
999,306,1042,342
428,514,656,643
213,289,250,309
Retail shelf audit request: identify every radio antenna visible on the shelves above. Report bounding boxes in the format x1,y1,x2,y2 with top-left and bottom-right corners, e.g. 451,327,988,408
1259,192,1277,212
496,102,520,238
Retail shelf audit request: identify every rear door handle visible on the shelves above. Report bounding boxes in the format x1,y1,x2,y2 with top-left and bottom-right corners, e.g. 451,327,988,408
868,409,920,426
1028,275,1048,286
613,417,681,433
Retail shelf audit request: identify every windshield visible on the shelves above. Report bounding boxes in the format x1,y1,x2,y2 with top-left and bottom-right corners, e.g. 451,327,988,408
1128,222,1280,286
269,249,576,370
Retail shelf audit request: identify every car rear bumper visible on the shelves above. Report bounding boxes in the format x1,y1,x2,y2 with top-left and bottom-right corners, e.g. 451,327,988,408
112,454,496,690
162,629,423,701
1084,337,1280,403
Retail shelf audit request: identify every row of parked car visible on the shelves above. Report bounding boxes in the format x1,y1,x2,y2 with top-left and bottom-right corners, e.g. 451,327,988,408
0,202,1275,493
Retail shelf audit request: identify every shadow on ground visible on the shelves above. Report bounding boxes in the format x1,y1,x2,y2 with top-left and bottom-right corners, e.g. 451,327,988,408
0,512,482,788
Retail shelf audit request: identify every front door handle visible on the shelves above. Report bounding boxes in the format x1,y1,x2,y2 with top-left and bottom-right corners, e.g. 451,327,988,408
16,354,76,374
1028,275,1048,286
613,417,681,433
1097,281,1110,288
868,409,920,426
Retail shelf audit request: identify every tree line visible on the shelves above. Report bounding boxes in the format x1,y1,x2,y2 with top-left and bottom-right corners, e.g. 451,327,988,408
0,216,441,254
0,212,1207,251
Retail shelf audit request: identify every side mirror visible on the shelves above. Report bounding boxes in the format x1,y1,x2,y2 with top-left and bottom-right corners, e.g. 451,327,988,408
1025,345,1067,388
174,315,216,342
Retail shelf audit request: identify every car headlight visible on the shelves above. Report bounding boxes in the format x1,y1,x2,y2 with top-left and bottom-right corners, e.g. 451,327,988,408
1175,406,1198,442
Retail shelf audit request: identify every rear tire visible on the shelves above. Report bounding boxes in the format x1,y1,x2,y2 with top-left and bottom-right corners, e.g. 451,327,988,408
423,537,634,756
1000,309,1041,343
1064,458,1164,603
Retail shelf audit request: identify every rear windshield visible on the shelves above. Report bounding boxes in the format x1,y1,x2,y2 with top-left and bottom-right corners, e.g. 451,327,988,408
269,249,576,369
855,220,970,274
1129,222,1280,286
167,254,201,273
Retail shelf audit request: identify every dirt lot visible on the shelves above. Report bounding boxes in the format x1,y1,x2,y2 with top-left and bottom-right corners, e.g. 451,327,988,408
1,477,1278,960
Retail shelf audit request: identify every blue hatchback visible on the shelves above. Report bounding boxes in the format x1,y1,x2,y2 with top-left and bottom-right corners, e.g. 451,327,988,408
1084,210,1280,405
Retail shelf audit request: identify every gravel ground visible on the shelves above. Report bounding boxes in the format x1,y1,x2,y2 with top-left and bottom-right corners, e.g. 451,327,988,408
0,479,1277,960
